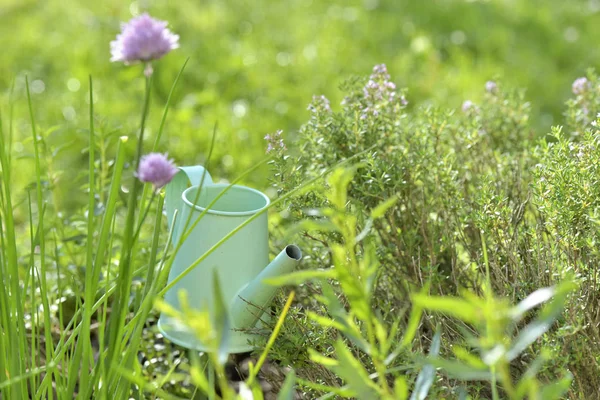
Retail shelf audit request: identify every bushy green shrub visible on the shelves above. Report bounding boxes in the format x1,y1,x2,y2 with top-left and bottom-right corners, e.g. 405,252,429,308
274,65,536,298
266,65,599,398
531,78,600,395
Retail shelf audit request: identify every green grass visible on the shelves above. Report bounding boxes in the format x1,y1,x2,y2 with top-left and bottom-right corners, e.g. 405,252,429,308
1,0,600,398
2,0,600,195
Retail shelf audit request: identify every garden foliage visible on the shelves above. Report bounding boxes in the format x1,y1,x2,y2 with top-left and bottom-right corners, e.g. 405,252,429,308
0,5,599,398
263,66,600,399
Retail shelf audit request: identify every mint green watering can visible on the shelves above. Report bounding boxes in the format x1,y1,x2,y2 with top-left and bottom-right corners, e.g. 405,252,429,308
157,165,302,353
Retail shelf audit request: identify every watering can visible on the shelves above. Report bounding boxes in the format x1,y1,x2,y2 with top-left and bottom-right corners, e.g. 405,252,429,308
157,165,302,353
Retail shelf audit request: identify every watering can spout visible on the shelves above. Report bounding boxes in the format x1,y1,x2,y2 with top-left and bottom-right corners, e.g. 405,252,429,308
231,245,302,328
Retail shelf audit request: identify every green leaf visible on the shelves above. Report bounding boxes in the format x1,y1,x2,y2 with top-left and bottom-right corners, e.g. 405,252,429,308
394,376,408,400
250,381,265,400
538,373,573,400
354,218,373,243
510,286,555,321
402,301,423,348
332,246,370,321
339,320,371,355
506,320,553,362
521,349,550,381
429,358,493,381
371,196,398,219
308,349,338,367
452,346,488,370
514,350,551,398
326,167,357,210
382,311,404,356
320,281,345,315
410,328,440,400
411,294,480,324
386,288,425,365
277,370,297,400
361,243,379,295
319,283,372,354
264,268,336,287
297,377,354,399
306,311,345,331
212,270,230,365
506,282,573,361
331,340,379,399
189,352,211,395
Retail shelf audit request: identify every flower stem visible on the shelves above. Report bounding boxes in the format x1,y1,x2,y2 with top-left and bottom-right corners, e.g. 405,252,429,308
104,74,152,384
135,76,152,168
132,191,157,243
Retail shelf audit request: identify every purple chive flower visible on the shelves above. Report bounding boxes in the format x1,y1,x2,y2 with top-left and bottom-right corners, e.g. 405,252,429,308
110,13,179,65
485,80,498,94
264,130,286,154
572,77,589,95
136,153,179,190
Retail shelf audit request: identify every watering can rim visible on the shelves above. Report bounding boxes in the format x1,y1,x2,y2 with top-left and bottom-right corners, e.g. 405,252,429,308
181,182,271,217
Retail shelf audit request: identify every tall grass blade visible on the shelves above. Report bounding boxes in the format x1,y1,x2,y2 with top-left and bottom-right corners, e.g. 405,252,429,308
104,74,152,384
69,76,97,399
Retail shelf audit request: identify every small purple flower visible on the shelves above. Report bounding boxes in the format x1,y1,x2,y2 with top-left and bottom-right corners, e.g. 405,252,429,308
136,153,178,190
365,80,378,91
372,64,391,80
462,100,476,113
110,13,179,65
264,130,286,154
572,77,589,95
307,95,331,113
485,81,498,94
359,63,405,118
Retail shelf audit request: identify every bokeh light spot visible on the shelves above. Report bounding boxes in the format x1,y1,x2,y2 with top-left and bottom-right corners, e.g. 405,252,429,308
62,106,76,121
232,100,248,118
31,80,45,94
67,78,81,92
276,52,292,66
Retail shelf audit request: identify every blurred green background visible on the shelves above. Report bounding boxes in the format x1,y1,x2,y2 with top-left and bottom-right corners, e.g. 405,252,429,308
1,0,599,212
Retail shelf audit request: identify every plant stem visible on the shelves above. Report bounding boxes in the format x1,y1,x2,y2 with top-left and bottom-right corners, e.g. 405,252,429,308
132,191,157,243
26,76,55,398
137,58,189,224
482,234,501,400
105,74,152,386
247,291,296,386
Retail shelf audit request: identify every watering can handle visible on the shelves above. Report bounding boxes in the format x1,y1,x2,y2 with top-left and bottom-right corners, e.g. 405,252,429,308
165,165,213,245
